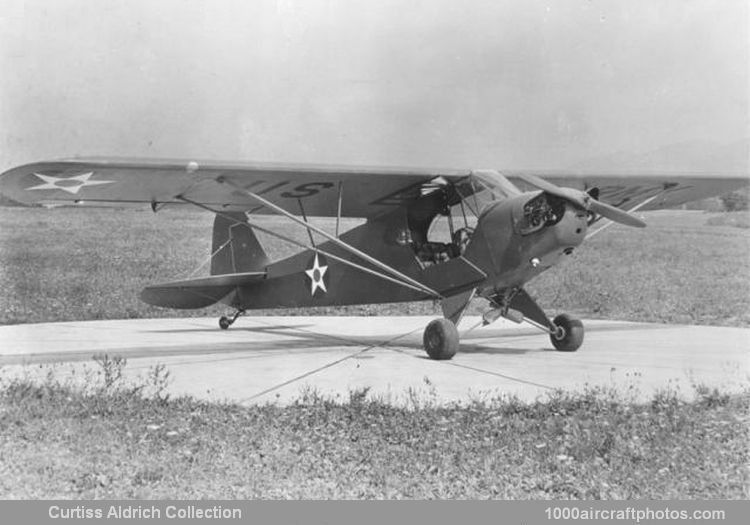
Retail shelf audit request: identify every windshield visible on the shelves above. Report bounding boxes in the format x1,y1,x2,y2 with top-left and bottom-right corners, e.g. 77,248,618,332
454,176,500,217
454,170,524,217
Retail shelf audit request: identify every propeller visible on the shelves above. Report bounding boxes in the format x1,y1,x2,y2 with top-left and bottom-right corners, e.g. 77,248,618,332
515,173,646,228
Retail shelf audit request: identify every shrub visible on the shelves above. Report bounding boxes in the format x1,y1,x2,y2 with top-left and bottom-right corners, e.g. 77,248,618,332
720,189,749,211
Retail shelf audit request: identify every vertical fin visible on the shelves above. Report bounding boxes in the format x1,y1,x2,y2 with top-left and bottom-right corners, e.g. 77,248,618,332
211,212,269,275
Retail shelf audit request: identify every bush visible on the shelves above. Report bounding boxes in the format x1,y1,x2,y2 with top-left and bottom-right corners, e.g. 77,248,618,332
720,189,749,211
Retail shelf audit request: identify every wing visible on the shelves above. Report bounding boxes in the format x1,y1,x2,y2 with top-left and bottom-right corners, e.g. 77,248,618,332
504,170,748,211
0,158,745,217
0,158,470,219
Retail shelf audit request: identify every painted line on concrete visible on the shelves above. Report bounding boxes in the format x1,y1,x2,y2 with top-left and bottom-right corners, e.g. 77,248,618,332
245,317,556,394
238,325,425,403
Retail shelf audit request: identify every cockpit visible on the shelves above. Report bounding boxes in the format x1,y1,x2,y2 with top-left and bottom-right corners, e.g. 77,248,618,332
404,176,486,266
413,225,475,265
403,174,573,266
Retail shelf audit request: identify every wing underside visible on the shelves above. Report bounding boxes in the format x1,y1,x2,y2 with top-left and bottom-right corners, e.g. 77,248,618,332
0,158,746,218
0,158,470,219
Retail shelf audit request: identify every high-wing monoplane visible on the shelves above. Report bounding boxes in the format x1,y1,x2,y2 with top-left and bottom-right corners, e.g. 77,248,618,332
1,159,746,359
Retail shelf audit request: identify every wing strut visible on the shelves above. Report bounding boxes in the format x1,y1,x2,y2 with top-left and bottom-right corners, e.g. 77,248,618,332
176,196,443,299
185,236,233,279
297,198,316,247
335,181,344,238
214,177,443,299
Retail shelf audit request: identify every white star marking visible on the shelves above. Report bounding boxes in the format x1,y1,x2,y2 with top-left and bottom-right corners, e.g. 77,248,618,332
305,253,328,295
27,172,115,194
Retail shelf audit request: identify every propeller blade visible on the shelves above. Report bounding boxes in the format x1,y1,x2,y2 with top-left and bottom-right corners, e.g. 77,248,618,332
515,173,588,208
515,172,563,194
517,173,646,228
589,200,647,228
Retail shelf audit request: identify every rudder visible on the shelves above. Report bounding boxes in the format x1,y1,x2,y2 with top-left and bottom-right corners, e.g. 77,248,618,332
211,212,269,275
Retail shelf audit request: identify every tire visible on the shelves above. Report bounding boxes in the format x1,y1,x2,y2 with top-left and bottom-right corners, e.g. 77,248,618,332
423,318,459,360
219,316,231,330
550,314,584,352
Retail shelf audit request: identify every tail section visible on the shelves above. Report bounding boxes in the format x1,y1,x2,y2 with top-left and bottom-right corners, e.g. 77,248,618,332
140,212,269,310
140,271,265,309
211,212,269,275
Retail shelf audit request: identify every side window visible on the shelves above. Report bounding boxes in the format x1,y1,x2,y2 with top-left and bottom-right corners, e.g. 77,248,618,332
414,207,477,265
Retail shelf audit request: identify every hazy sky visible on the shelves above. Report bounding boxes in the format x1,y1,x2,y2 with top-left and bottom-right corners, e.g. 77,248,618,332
0,0,747,169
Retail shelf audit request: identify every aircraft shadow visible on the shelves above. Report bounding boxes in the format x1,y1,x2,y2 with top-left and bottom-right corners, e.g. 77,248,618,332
150,324,384,352
144,320,631,357
456,344,553,355
151,323,317,334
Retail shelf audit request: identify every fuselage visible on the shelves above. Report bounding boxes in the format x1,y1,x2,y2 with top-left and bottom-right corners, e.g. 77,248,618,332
464,192,589,296
229,191,589,310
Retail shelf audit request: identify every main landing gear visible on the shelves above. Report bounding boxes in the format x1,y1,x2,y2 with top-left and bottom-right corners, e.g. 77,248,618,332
421,312,584,360
423,318,460,360
549,313,584,352
218,309,245,330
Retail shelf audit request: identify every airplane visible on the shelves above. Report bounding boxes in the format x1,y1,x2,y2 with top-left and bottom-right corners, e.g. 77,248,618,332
0,158,746,360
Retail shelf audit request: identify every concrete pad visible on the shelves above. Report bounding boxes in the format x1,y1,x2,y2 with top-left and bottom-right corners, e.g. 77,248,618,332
0,316,747,405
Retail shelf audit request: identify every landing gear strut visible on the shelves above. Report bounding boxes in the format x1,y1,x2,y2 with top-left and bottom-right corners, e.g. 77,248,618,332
219,310,245,330
487,288,585,352
423,318,459,360
550,313,584,352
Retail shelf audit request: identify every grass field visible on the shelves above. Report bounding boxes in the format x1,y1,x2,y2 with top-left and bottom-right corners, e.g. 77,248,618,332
0,207,748,326
0,365,747,499
1,206,748,500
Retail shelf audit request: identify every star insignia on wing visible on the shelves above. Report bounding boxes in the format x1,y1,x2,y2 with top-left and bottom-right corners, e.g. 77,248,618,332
27,172,115,194
305,253,329,296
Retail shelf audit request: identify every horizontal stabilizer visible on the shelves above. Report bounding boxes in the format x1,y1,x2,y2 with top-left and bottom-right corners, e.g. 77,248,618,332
140,271,265,309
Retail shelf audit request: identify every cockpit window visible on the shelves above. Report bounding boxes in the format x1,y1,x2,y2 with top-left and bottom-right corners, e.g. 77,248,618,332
412,208,476,266
454,176,497,217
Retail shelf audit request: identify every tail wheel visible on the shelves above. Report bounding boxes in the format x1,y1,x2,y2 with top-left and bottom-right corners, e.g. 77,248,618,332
550,314,584,352
423,318,459,360
219,309,245,330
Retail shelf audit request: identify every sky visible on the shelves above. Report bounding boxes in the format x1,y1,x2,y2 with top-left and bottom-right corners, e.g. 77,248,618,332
0,0,747,170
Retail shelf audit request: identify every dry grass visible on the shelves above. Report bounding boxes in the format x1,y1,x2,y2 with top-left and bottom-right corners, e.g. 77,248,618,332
0,362,746,499
527,211,750,326
1,207,748,326
705,211,750,229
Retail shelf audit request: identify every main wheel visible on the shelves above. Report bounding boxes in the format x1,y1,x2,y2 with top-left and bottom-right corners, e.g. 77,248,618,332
219,316,231,330
423,318,459,360
550,314,584,352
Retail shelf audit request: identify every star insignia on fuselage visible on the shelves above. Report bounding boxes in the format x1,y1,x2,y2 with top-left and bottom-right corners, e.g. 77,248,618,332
305,253,328,296
27,172,115,194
